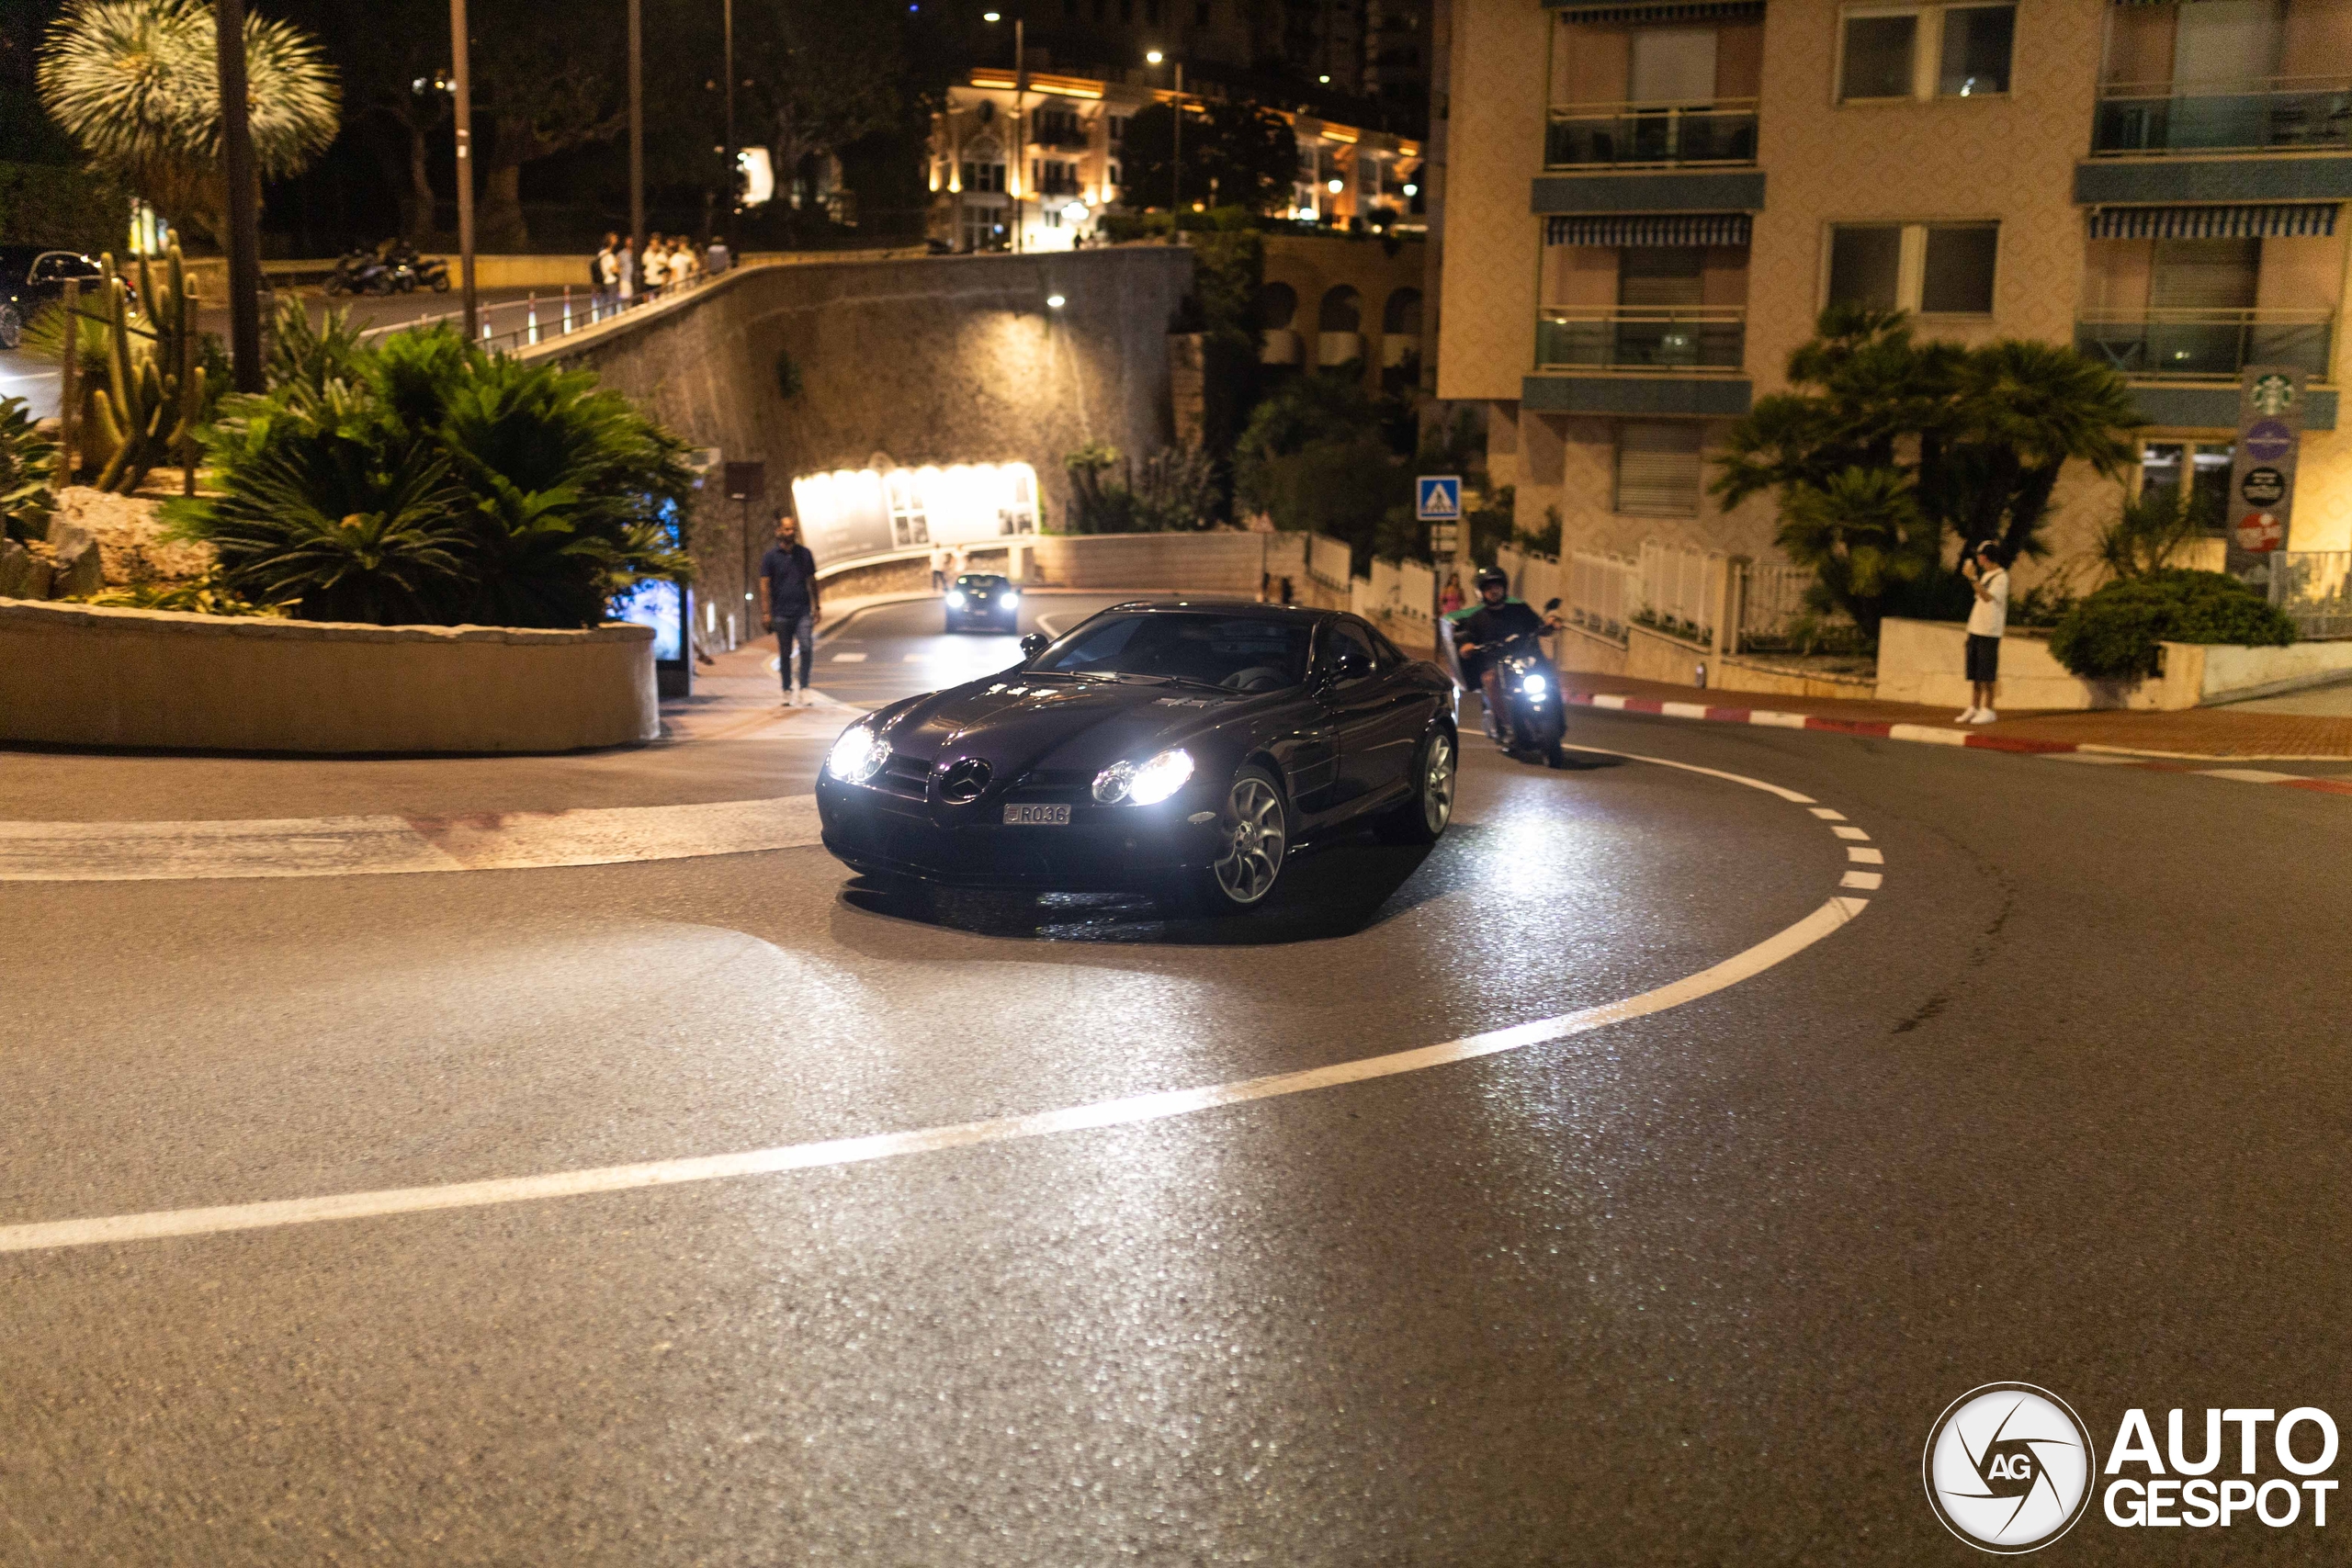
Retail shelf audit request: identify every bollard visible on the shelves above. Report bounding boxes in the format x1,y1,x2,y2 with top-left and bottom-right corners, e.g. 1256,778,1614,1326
526,291,539,345
562,285,573,333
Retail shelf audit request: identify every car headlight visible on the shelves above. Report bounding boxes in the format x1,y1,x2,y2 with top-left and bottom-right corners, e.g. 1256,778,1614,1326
1092,746,1194,806
826,723,888,784
1521,672,1549,696
947,592,967,610
1001,590,1019,606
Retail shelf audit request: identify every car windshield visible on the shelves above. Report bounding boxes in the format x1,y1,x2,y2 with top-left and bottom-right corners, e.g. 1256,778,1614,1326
1032,612,1312,693
956,575,1006,590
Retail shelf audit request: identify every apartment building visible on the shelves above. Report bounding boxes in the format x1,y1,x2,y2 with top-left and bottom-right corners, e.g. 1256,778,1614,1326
1436,0,2352,581
928,68,1423,253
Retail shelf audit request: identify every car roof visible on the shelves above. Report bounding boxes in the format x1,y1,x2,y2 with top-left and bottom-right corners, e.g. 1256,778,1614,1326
1101,599,1332,621
956,572,1007,582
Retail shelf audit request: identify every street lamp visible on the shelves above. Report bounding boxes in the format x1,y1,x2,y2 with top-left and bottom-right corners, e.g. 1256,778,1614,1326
1147,50,1182,244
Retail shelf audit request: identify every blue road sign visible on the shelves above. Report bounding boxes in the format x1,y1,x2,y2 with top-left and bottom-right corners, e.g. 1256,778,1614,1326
1417,475,1462,522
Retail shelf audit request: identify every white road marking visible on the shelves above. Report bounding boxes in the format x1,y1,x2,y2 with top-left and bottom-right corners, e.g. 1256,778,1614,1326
1661,701,1711,718
1888,724,1969,746
831,651,868,663
1831,825,1870,840
2043,753,2140,765
2196,768,2304,784
1809,807,1848,820
1848,846,1884,863
1747,711,1810,729
1841,870,1883,890
0,745,1879,1257
0,796,825,882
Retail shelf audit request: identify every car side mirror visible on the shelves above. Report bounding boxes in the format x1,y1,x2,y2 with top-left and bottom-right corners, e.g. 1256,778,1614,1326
1544,597,1562,612
1019,632,1049,659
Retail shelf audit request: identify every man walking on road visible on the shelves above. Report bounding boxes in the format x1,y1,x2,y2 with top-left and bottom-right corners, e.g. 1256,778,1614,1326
1958,539,2009,725
760,511,821,707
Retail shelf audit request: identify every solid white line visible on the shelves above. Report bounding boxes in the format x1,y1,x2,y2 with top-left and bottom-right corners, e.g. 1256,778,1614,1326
2042,753,2140,765
2197,768,2304,784
0,743,1877,1257
0,897,1869,1257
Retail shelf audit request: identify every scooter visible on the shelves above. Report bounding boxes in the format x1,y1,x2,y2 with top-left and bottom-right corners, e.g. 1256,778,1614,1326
1478,597,1568,768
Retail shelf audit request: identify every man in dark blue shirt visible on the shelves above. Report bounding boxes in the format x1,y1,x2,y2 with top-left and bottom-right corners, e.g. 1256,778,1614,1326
758,511,820,705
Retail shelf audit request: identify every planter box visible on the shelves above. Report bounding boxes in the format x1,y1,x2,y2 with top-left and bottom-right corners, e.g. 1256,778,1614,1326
0,601,657,754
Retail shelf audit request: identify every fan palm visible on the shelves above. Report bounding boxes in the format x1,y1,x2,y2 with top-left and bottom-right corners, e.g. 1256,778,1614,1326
0,397,58,545
1775,467,1934,636
38,0,339,249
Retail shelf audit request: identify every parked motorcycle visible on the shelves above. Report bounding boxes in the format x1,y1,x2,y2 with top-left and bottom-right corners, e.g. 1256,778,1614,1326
322,248,394,296
1477,597,1568,768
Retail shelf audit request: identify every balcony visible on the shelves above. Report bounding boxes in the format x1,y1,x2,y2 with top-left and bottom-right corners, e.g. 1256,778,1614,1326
1544,99,1758,170
1537,306,1746,375
2091,78,2352,156
2074,309,2334,380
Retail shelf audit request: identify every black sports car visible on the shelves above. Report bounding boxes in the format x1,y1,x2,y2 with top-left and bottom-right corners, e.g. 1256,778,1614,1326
817,601,1460,913
944,572,1020,633
0,246,108,350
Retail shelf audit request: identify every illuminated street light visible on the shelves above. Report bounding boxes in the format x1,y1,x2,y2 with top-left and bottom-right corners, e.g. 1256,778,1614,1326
1046,294,1067,309
1327,177,1343,194
1146,48,1163,63
1403,183,1419,196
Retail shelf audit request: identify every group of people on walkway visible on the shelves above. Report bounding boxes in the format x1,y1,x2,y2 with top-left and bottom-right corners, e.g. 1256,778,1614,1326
590,232,729,315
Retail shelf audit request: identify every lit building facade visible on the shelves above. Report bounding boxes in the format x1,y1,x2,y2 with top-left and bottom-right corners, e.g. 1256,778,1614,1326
927,68,1424,253
1436,0,2352,578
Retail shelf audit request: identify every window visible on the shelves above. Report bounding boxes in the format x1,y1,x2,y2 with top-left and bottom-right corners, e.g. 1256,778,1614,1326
1826,221,1998,314
1615,423,1703,518
2141,443,2234,530
1106,115,1128,144
1323,623,1379,684
1838,4,2013,101
960,161,1006,194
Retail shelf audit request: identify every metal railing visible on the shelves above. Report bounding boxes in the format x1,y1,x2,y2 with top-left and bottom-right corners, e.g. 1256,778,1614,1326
2270,550,2352,639
2074,309,2333,380
2091,76,2352,155
1544,98,1758,167
1567,549,1637,643
354,273,718,355
1638,540,1722,643
1737,562,1814,647
1536,306,1746,374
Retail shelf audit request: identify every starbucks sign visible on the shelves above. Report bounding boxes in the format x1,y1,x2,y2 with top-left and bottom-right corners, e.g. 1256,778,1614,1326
2226,366,2305,562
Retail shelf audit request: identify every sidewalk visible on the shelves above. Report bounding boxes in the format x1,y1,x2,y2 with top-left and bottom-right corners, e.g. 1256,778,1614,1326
1558,671,2352,761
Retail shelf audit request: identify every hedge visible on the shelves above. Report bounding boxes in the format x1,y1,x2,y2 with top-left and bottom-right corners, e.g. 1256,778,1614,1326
2047,569,2295,682
0,163,130,254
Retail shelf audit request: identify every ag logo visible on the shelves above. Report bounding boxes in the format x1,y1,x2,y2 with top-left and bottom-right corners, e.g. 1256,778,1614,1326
1925,1383,2097,1553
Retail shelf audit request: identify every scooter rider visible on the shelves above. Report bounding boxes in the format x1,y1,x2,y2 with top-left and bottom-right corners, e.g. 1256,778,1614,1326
1449,567,1561,744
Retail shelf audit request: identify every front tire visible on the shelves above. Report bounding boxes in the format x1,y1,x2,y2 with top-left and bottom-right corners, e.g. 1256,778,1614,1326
1377,726,1456,844
1177,764,1289,914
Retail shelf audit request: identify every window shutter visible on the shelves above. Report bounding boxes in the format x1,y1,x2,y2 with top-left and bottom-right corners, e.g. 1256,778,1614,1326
1615,423,1703,517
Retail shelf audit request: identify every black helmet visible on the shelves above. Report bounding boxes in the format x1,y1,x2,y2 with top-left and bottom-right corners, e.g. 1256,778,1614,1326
1475,567,1509,594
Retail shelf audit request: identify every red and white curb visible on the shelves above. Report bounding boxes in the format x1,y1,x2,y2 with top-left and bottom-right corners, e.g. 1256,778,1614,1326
1569,690,2352,797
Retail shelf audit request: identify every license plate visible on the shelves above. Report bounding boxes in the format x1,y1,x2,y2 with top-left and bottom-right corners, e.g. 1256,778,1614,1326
1002,804,1070,826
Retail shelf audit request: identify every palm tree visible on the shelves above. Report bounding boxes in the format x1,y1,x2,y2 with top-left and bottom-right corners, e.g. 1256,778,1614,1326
1774,467,1934,637
38,0,339,251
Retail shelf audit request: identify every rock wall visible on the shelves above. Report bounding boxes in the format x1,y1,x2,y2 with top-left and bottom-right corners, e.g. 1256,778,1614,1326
533,247,1197,648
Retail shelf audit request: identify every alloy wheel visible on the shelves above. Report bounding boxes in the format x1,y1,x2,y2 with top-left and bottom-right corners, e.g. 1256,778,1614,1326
1211,775,1286,906
1421,732,1456,834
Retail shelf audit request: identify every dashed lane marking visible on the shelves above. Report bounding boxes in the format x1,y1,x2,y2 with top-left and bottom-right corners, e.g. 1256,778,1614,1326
0,743,1882,1256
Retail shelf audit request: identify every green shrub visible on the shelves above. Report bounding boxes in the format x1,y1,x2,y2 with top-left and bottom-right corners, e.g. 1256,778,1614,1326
2047,569,2294,681
172,327,691,626
1,395,56,544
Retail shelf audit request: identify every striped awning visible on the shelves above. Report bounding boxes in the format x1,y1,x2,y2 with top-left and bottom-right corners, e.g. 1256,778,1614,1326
1548,0,1763,18
1545,213,1753,247
2087,203,2339,239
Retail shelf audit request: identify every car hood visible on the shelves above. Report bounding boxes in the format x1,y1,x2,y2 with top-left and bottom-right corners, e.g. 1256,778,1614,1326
880,674,1255,775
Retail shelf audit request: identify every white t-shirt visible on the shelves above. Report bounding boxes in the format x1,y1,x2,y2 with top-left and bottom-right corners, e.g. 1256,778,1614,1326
1967,567,2009,637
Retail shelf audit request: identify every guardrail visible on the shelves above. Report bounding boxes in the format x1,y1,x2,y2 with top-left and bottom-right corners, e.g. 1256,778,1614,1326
2074,309,2333,380
354,276,716,354
1536,306,1746,375
1544,98,1758,168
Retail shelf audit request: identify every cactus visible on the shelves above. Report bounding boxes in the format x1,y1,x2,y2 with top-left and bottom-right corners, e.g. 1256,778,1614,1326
79,245,204,495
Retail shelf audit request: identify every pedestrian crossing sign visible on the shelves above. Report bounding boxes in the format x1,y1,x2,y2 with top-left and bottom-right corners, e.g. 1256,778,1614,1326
1417,475,1462,522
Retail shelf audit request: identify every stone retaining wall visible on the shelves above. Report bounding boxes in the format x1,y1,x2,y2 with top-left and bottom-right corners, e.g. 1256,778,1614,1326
0,602,656,753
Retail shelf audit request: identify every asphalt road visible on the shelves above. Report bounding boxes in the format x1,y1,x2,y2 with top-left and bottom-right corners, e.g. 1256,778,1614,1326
3,597,2348,1564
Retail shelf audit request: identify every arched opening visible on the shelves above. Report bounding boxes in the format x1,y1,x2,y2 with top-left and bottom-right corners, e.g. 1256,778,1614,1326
1317,285,1363,333
1253,281,1298,330
1382,287,1423,334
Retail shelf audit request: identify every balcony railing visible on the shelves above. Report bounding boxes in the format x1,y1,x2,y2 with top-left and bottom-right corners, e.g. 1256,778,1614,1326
2091,77,2352,155
1544,98,1758,168
1536,306,1747,374
2074,309,2334,380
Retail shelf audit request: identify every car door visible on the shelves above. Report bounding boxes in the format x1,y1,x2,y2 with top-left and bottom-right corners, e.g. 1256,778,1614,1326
1319,619,1418,812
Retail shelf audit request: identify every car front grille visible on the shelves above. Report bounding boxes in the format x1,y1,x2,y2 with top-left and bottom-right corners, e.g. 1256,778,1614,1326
873,750,933,801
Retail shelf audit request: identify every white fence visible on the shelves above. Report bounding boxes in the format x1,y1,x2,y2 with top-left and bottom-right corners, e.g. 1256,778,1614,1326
1567,549,1638,642
1307,533,1352,590
1351,558,1438,625
1639,541,1723,641
1737,561,1812,643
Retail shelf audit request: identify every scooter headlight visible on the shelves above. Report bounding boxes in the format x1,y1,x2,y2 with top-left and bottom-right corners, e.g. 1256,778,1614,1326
1522,672,1549,697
